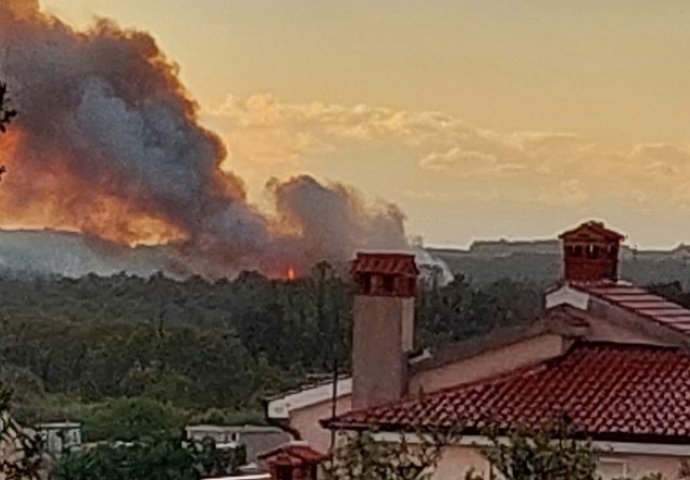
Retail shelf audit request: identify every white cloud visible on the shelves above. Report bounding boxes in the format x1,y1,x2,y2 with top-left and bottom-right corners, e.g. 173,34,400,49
208,93,690,212
419,147,525,177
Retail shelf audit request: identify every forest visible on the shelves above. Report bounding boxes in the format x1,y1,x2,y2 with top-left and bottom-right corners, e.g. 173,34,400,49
0,263,549,442
0,252,687,444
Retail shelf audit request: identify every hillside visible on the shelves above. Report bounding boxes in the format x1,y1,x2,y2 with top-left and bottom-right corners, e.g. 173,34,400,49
430,241,690,287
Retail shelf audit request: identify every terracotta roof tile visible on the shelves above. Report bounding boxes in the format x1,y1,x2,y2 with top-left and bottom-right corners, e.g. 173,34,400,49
574,283,690,337
326,343,690,442
351,253,419,276
258,443,327,465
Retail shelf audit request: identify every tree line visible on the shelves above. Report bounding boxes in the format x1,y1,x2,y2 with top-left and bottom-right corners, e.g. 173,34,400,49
0,266,544,440
2,272,684,443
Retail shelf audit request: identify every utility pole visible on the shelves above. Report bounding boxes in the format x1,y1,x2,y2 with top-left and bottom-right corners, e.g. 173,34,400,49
329,305,339,451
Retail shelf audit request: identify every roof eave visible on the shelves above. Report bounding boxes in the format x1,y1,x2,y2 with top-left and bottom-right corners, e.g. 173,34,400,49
322,421,690,446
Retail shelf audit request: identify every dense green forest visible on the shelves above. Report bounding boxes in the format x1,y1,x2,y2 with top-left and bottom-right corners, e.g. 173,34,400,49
1,253,687,443
0,264,547,441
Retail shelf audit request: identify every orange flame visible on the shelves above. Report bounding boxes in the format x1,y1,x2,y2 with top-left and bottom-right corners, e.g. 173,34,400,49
287,266,296,281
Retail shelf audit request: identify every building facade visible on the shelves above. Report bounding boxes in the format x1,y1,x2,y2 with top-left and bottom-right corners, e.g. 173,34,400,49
185,424,290,465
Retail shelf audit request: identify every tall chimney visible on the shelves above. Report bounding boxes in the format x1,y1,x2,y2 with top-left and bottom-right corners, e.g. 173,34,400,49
559,221,624,284
350,252,418,410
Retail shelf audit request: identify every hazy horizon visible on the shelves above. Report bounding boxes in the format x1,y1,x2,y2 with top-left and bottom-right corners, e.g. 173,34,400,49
33,1,690,249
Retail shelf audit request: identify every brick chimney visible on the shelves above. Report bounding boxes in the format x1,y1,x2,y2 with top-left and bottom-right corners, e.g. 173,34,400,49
350,252,418,410
559,221,624,284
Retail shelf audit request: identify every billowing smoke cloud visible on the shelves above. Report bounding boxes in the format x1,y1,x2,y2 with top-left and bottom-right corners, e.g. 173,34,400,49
0,0,408,277
268,175,407,263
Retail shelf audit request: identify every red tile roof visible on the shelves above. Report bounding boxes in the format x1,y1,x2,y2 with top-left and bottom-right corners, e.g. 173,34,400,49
574,283,690,335
326,343,690,442
258,443,327,466
351,253,419,276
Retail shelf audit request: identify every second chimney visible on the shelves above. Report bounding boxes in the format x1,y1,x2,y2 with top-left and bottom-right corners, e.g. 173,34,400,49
559,221,624,284
350,252,418,410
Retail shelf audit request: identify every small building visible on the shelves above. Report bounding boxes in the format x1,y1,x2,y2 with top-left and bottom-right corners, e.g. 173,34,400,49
37,422,82,455
258,442,325,480
186,425,290,464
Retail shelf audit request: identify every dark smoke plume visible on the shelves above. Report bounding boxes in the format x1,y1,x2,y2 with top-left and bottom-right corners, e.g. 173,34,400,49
0,0,408,277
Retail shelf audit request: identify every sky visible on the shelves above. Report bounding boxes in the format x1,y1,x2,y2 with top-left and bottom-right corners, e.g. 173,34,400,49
40,0,690,249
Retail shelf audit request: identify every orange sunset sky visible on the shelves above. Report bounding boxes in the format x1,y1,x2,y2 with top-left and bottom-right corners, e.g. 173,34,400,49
41,1,690,249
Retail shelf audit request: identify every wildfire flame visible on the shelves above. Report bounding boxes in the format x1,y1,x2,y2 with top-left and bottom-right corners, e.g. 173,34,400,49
287,266,296,281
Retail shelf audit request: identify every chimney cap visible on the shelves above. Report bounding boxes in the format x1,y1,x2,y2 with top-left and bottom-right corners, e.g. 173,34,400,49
351,252,419,276
559,220,625,241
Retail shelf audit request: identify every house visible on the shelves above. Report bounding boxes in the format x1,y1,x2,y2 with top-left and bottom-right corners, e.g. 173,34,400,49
185,424,290,464
37,422,82,456
267,221,690,480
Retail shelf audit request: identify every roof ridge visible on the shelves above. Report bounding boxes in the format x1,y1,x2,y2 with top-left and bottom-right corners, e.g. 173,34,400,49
572,283,690,337
572,340,683,353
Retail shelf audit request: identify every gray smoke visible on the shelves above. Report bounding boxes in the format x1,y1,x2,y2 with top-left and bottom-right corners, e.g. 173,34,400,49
0,0,408,277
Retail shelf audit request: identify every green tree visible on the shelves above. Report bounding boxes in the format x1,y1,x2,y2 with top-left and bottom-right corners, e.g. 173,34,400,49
476,420,599,480
324,423,690,480
83,397,186,442
475,422,690,480
122,361,192,407
322,430,451,480
50,438,199,480
192,437,246,478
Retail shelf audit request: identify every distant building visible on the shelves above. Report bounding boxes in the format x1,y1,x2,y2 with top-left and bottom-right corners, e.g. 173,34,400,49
469,238,560,256
37,422,82,455
185,425,290,464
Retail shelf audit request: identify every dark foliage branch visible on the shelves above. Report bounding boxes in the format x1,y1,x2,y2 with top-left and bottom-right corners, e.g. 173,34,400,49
0,83,17,133
0,82,17,133
324,421,690,480
50,435,246,480
0,386,44,480
0,81,16,179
